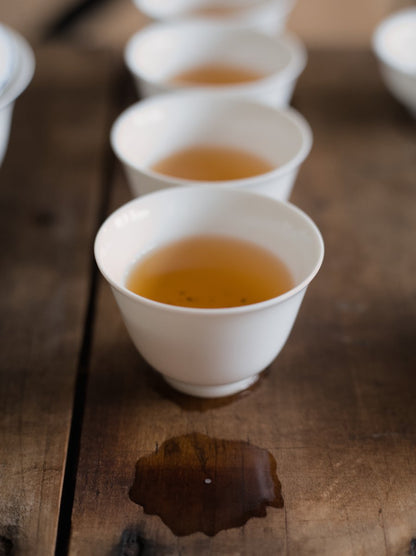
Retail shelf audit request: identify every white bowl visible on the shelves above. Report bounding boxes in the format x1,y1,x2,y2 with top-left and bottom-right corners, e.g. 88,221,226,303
0,25,35,166
372,7,416,116
94,186,324,398
0,24,17,95
124,21,306,108
110,92,312,201
133,0,296,35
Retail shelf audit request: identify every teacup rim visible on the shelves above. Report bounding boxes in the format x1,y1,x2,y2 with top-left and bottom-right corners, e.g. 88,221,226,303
110,93,313,188
94,186,324,315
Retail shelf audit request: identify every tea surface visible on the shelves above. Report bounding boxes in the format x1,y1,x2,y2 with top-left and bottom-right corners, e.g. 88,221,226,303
151,145,274,181
126,235,293,309
170,63,264,86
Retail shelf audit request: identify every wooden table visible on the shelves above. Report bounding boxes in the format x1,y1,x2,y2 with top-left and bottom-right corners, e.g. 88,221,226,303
1,45,415,556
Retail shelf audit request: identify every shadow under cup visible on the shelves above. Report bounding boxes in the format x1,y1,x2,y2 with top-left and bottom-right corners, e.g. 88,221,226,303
94,186,324,398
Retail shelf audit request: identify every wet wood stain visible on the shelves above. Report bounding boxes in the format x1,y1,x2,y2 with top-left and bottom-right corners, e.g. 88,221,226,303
129,433,283,537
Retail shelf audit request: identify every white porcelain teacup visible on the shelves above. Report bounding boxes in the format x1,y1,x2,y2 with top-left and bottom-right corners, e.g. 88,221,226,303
372,7,416,116
110,92,312,201
125,20,306,108
133,0,296,35
94,186,324,398
0,24,35,166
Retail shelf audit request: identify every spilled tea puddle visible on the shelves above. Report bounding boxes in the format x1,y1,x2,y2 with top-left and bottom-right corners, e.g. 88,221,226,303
129,432,283,536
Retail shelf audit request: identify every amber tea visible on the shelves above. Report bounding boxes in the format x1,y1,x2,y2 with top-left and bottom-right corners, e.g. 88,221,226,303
126,235,294,309
190,4,250,18
170,63,265,86
151,145,275,181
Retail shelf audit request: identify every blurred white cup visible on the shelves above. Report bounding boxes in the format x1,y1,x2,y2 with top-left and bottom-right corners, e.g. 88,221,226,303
0,24,35,167
125,20,306,108
372,7,416,116
111,92,312,201
133,0,296,35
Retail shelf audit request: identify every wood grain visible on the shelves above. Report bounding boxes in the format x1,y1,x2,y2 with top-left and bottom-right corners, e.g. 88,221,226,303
68,49,416,555
1,46,415,556
0,46,116,555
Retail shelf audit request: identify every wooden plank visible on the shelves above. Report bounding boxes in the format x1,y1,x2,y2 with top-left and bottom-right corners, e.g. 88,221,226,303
288,0,396,47
64,0,149,51
1,0,81,42
69,50,416,555
0,46,116,555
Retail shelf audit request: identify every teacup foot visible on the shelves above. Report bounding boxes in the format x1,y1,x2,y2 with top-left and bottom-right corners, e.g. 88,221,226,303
163,374,260,398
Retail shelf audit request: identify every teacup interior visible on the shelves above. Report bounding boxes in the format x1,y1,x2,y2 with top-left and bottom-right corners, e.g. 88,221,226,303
127,24,291,83
113,95,306,175
96,188,323,298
